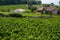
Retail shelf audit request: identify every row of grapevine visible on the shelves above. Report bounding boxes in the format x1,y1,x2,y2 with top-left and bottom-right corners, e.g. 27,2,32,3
0,17,60,40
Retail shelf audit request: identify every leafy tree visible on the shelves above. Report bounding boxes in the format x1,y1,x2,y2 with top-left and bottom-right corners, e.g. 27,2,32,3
51,3,54,6
0,0,41,5
59,1,60,6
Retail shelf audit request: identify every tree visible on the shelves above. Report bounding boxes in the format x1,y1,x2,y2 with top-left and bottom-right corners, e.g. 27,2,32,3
59,0,60,6
51,3,54,6
0,0,41,5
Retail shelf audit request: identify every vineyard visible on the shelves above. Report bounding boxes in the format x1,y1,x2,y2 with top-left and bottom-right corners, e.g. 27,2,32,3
0,17,60,40
0,4,60,40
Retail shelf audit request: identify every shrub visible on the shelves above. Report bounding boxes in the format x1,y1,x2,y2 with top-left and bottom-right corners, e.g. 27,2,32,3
8,13,23,18
31,6,37,12
57,9,60,15
1,10,5,12
0,13,7,17
7,9,11,12
25,10,31,13
27,5,33,9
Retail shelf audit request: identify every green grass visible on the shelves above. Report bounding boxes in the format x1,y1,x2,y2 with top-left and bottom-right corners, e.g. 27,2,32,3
0,4,27,12
0,12,9,14
21,13,42,16
21,13,52,16
0,17,60,40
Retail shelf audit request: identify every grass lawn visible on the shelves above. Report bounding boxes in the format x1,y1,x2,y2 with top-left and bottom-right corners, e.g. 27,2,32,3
0,4,27,12
0,12,9,14
21,13,50,16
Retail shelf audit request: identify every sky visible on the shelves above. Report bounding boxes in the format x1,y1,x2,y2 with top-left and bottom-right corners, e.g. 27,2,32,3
41,0,59,5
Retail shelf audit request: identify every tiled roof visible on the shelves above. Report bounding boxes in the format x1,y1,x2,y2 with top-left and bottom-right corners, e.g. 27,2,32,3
45,6,56,11
37,6,56,11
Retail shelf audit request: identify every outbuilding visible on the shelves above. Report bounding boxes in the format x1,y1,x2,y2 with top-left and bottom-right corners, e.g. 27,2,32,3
37,5,57,14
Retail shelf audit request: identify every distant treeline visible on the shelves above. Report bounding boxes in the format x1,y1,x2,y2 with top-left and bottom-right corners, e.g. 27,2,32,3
0,0,41,5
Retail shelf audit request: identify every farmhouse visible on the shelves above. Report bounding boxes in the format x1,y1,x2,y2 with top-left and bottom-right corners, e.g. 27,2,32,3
37,6,44,13
37,5,57,14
